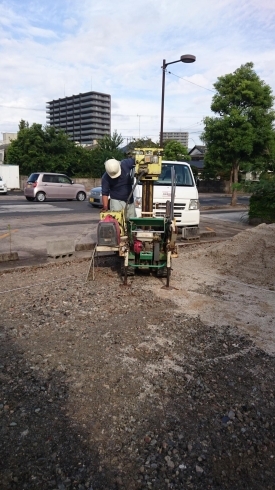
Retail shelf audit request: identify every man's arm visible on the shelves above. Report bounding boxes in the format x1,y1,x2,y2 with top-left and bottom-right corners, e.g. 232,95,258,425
101,173,110,210
102,195,109,210
122,157,135,169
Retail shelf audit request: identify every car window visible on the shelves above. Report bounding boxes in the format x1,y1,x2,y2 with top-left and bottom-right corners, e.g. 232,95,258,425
28,173,40,183
58,175,71,184
42,174,55,183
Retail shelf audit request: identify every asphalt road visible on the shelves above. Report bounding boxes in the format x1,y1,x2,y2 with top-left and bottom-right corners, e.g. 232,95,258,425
0,192,250,217
0,192,250,269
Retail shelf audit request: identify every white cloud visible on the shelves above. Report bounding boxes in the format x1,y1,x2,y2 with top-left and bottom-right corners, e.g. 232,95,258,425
0,0,275,145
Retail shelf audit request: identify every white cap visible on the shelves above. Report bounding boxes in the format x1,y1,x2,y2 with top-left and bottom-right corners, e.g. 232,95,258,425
105,159,121,179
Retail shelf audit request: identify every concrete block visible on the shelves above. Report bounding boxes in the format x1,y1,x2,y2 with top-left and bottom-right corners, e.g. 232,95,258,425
47,239,75,258
181,227,200,240
199,230,216,239
0,252,19,262
75,241,96,251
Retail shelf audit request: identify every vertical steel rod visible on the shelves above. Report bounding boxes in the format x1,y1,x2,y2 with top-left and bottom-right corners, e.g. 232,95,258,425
160,59,166,148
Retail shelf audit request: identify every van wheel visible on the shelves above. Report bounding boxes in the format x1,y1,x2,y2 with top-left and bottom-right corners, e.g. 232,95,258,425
26,196,35,201
36,192,46,202
76,191,86,201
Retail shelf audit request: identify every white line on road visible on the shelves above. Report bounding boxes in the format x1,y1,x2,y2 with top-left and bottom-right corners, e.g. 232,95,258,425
0,204,71,213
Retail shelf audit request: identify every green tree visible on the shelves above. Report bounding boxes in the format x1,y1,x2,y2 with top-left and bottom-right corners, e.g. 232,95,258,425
201,62,275,205
18,119,29,131
162,140,190,161
7,122,95,176
126,138,158,152
89,131,125,177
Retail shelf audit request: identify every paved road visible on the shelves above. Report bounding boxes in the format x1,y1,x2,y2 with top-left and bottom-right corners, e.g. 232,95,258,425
200,194,250,208
201,209,249,223
0,194,95,216
0,192,251,270
0,192,250,216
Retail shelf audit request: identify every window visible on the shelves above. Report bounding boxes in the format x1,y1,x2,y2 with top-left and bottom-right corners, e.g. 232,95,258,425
155,164,194,186
58,175,71,184
28,173,40,183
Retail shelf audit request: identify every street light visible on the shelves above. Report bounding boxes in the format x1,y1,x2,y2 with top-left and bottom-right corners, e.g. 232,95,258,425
160,54,196,148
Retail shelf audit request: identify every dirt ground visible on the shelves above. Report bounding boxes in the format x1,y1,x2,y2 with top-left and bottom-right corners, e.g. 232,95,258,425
0,223,275,490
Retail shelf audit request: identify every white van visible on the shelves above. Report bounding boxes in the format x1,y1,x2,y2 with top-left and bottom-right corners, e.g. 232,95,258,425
0,176,8,195
135,160,200,237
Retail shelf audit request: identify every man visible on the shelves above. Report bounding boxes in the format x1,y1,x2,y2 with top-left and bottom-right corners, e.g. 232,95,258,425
101,157,136,218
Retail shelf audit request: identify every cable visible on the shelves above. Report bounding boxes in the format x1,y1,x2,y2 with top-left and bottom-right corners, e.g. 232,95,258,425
166,70,216,93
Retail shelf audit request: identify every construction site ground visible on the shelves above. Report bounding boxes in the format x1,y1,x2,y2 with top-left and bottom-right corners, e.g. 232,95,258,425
1,200,275,489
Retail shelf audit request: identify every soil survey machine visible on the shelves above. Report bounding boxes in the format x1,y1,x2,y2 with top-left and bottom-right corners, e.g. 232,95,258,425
96,148,178,287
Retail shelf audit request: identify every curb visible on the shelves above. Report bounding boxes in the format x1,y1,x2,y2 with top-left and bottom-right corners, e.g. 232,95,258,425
0,252,19,263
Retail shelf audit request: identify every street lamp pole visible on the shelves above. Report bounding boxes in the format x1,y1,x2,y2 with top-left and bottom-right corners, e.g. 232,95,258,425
159,54,196,148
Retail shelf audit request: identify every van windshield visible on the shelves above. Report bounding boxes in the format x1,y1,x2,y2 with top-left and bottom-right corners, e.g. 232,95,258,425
154,164,194,187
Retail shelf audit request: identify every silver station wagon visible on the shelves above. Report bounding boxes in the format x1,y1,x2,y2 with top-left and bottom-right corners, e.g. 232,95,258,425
24,172,87,202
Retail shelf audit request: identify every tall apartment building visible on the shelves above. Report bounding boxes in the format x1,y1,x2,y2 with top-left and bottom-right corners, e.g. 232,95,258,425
46,91,111,144
162,131,189,147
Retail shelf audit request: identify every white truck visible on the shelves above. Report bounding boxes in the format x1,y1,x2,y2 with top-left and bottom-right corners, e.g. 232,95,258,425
0,164,20,192
135,160,200,238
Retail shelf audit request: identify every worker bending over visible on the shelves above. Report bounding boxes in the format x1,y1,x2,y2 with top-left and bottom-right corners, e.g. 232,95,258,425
101,158,136,218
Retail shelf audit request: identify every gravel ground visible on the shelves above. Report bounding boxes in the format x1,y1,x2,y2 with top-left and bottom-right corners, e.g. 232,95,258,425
1,223,275,490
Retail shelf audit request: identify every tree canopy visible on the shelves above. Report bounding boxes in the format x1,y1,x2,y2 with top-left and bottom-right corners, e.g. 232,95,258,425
7,121,94,176
6,122,125,178
88,131,125,177
162,140,190,161
126,138,159,151
201,62,275,204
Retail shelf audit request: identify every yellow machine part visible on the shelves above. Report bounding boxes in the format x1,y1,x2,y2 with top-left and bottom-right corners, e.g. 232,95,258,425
133,148,163,181
99,210,127,236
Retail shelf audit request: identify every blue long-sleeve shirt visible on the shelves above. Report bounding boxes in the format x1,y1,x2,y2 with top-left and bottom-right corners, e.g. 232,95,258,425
101,158,135,203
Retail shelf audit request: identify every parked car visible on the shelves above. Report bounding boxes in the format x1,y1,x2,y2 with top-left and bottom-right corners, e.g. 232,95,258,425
0,176,7,195
24,172,87,202
89,186,103,207
89,185,141,209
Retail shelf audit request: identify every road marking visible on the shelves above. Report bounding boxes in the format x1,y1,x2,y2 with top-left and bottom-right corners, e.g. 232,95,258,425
0,229,18,239
0,204,71,213
206,226,214,231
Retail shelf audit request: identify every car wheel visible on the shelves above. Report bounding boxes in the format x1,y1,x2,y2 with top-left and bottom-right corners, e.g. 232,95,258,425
26,196,35,201
36,192,46,202
76,191,86,201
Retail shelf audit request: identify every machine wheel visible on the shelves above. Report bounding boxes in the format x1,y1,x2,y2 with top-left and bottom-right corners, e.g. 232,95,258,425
121,262,135,276
26,196,35,201
36,192,46,202
157,266,168,277
76,191,86,201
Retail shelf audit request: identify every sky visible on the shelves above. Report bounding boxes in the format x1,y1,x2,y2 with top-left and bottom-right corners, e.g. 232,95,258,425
0,0,275,147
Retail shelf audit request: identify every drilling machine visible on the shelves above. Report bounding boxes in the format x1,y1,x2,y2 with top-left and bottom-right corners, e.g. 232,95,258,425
96,148,178,287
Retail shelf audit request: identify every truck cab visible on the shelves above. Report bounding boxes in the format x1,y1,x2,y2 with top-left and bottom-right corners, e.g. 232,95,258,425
135,160,200,237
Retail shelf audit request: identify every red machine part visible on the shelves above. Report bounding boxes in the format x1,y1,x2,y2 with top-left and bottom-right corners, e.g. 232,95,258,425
133,239,143,254
97,214,121,247
103,215,120,239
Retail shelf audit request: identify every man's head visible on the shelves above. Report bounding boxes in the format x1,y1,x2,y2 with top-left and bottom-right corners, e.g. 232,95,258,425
105,159,121,179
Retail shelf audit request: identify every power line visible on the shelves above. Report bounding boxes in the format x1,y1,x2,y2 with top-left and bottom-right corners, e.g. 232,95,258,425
166,70,216,93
